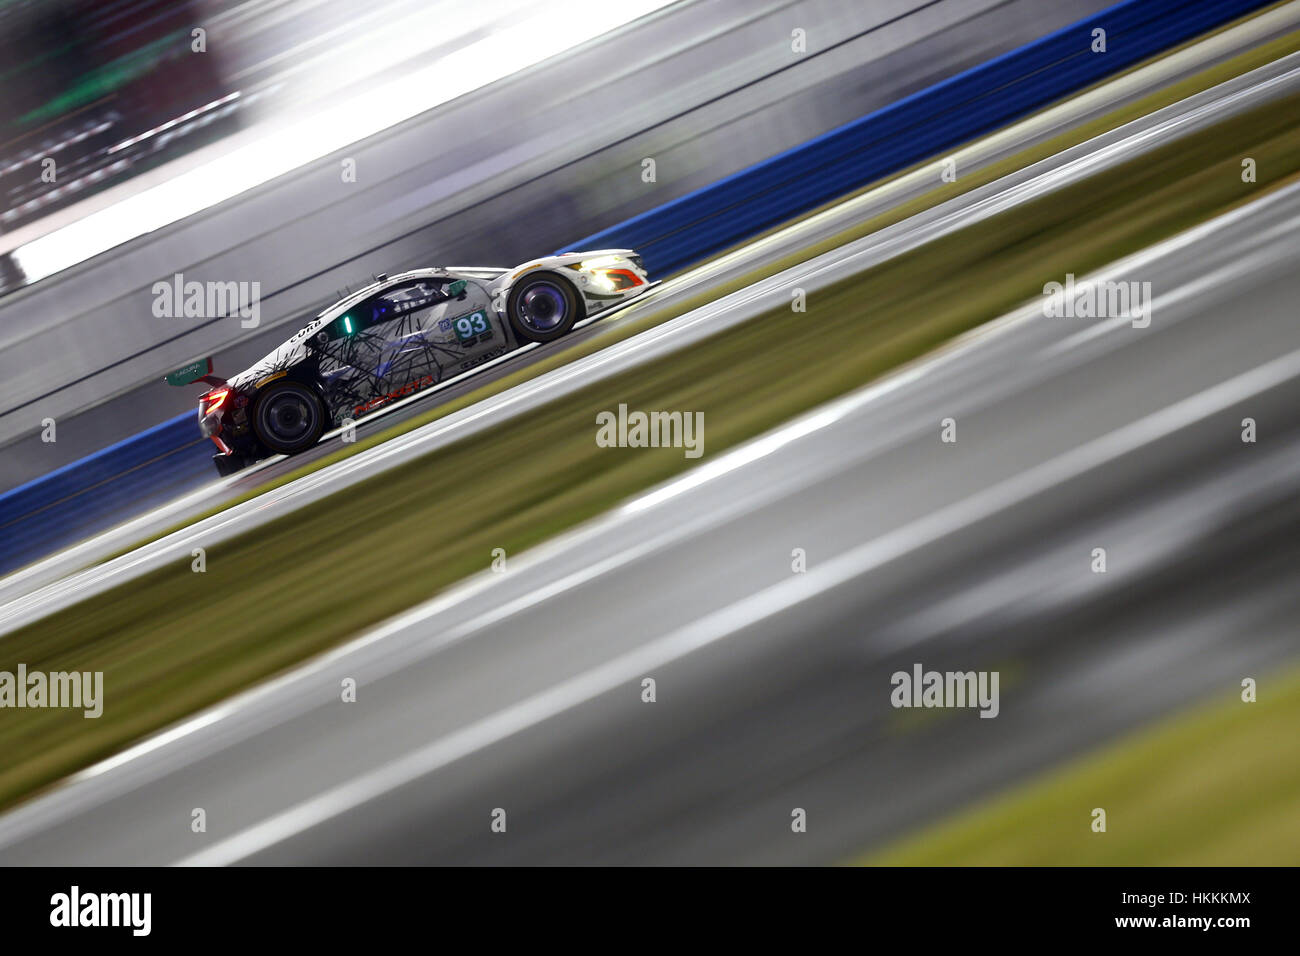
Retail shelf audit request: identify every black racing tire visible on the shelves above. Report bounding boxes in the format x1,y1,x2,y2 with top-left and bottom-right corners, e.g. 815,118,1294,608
506,273,581,344
251,380,327,455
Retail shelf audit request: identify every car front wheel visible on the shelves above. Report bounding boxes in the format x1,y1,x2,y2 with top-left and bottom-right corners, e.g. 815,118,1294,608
506,274,581,344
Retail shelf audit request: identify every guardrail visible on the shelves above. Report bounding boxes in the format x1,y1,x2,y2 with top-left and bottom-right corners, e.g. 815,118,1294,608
0,0,1271,577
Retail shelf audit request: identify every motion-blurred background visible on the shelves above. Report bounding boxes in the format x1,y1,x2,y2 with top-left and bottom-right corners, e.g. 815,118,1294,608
0,0,1296,866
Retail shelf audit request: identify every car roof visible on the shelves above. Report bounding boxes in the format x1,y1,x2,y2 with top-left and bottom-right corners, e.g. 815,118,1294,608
315,269,444,319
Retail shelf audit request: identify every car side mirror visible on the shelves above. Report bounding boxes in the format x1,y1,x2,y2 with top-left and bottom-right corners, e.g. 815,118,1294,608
447,279,468,299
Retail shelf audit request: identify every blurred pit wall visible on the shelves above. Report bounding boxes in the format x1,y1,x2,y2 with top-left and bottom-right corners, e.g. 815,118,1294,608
0,0,1118,491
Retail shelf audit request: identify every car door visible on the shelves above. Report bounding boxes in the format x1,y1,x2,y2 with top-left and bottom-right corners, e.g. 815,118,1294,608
420,277,506,373
310,280,444,417
366,276,507,384
363,280,451,390
311,277,498,420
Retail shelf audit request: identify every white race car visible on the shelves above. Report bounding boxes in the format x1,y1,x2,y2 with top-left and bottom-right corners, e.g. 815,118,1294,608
165,250,654,475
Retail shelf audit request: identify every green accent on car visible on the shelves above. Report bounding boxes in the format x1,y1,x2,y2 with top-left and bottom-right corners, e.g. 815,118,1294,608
164,358,212,386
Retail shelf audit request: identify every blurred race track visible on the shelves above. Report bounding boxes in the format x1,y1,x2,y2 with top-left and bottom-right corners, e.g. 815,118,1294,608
1,173,1296,865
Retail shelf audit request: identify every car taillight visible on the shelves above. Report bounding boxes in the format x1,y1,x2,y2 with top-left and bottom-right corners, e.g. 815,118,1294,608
201,387,231,415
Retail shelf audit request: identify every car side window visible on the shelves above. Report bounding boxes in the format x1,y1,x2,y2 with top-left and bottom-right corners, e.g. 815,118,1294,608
375,281,447,318
319,281,448,341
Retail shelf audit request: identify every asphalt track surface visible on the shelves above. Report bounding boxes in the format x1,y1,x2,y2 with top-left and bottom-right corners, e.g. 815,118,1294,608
1,169,1297,864
3,51,1297,623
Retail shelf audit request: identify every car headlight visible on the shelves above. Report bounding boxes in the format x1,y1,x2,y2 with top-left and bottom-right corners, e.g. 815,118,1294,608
578,254,625,271
587,268,643,293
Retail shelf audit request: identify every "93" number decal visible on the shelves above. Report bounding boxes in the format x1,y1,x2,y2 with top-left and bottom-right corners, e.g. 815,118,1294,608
452,310,490,342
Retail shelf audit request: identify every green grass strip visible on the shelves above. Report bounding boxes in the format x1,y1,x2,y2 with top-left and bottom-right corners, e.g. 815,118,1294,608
862,664,1300,865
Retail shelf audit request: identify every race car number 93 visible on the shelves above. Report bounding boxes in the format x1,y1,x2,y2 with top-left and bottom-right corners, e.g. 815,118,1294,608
452,310,490,342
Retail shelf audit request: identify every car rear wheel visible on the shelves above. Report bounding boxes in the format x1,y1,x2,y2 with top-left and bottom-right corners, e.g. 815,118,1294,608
252,380,326,455
506,274,581,343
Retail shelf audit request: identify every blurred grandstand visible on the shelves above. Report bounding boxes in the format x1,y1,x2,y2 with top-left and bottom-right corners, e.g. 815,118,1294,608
0,0,236,270
0,0,564,296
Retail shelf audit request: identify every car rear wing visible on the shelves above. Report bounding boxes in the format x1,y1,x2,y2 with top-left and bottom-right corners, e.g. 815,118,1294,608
164,357,225,388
